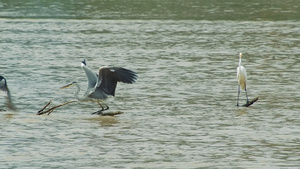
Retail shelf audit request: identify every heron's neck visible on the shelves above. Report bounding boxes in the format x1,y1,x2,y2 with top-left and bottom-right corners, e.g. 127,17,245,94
239,58,242,70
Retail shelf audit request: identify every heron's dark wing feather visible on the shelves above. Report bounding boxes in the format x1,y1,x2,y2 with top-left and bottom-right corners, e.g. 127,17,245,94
89,67,137,99
82,65,98,90
111,67,137,84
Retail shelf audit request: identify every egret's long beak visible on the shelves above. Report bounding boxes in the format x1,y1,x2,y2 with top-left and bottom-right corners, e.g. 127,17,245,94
60,83,73,89
239,53,242,58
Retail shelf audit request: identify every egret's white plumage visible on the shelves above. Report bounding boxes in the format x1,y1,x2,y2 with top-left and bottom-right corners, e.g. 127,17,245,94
237,54,247,90
236,53,249,106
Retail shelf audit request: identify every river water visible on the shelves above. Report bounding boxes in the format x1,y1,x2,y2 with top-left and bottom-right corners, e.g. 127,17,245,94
1,1,300,168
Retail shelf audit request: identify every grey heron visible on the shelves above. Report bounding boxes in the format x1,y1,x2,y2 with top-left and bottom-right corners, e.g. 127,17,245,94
38,60,137,115
236,53,249,106
0,75,16,111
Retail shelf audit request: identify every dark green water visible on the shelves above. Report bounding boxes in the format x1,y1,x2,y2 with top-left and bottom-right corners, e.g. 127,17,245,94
1,0,300,20
1,1,300,168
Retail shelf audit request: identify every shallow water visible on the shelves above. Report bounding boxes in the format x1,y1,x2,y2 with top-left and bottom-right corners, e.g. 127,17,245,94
1,1,300,168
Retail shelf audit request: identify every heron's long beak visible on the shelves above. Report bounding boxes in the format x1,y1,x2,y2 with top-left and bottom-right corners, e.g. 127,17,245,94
239,53,242,58
60,83,73,89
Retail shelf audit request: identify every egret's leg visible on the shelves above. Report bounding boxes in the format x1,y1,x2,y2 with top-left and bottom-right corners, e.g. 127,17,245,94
237,85,240,106
245,88,249,104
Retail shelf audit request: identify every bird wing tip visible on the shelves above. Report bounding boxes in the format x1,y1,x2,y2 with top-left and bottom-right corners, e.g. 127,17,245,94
81,60,86,67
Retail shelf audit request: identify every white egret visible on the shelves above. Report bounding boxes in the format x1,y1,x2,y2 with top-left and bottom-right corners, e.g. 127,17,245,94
236,53,249,106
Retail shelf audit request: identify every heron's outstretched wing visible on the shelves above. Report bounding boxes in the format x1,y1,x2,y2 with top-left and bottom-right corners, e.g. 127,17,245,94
81,60,98,90
88,67,137,99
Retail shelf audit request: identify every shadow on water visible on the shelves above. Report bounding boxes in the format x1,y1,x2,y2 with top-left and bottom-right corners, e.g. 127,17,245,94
236,107,248,116
85,115,122,127
1,112,15,120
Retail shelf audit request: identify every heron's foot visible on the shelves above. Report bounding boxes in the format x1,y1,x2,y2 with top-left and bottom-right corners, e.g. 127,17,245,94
100,105,109,112
92,105,109,115
92,110,104,115
236,103,239,107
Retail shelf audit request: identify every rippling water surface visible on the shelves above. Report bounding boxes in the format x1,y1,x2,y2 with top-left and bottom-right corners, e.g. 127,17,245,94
1,1,300,168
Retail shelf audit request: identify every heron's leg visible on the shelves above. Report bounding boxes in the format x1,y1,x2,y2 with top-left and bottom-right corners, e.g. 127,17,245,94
97,102,105,111
237,85,240,106
245,88,249,104
92,102,109,115
97,102,109,111
104,104,109,110
92,102,105,115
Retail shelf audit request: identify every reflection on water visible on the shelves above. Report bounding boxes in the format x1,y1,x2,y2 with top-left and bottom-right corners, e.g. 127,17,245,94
1,0,300,168
86,116,121,127
0,0,300,20
1,112,15,121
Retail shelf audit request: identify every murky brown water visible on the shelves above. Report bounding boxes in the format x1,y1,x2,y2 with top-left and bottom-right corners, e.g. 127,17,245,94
1,1,300,168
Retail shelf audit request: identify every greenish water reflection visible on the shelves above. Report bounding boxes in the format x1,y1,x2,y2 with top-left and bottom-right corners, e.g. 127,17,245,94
0,0,299,20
